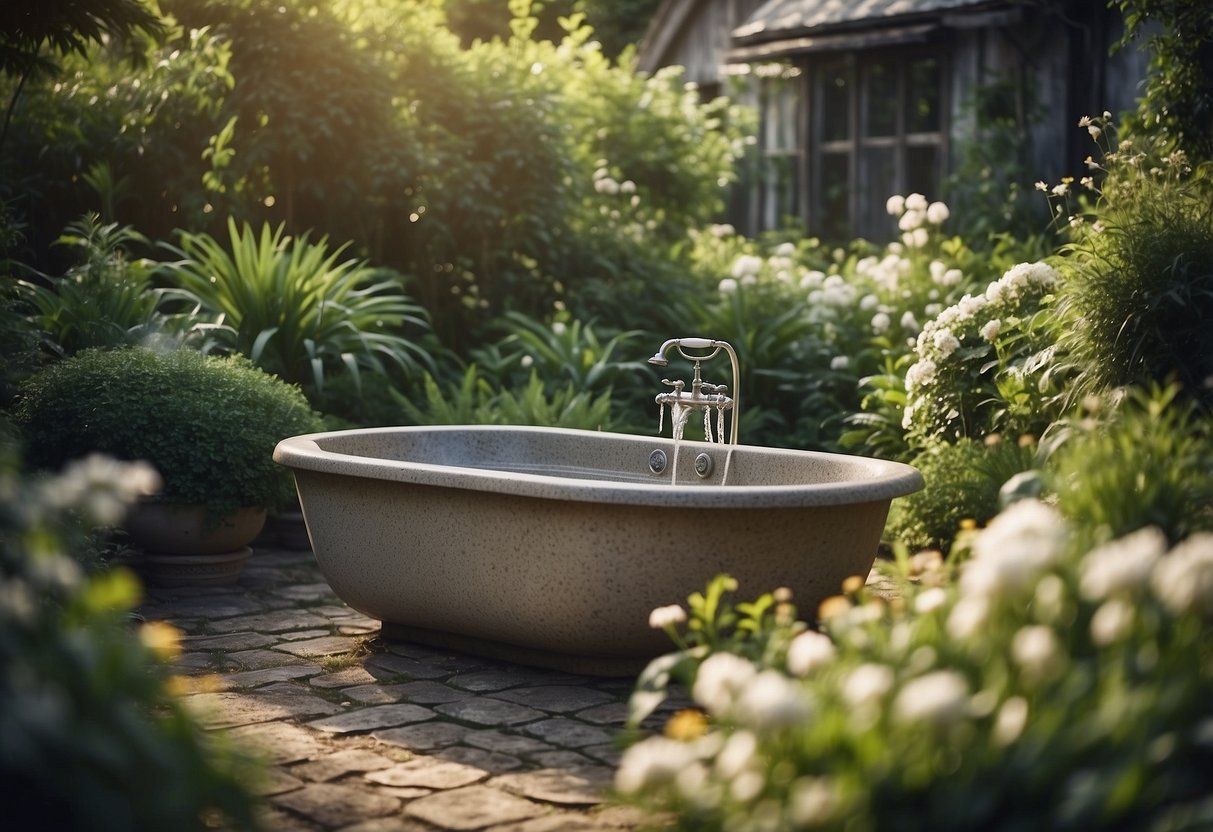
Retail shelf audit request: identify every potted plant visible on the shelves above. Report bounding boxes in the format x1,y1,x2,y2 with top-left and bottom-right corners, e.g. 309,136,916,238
14,347,323,583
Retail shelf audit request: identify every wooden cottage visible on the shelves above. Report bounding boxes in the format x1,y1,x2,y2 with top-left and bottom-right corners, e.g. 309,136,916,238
637,0,1151,239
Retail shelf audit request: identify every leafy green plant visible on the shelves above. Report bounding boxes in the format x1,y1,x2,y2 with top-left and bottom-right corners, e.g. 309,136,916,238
158,218,435,396
0,435,260,829
13,214,187,358
885,436,1038,553
1049,385,1213,545
15,347,323,518
394,366,617,431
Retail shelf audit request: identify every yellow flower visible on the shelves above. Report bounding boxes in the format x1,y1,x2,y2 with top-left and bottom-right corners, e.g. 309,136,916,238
664,708,710,741
139,620,183,662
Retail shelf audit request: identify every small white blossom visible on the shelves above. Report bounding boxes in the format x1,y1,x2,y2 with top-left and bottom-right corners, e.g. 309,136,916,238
800,270,825,290
693,652,757,715
718,277,738,295
886,194,906,215
893,670,969,727
914,587,949,614
905,192,928,212
734,670,813,731
842,663,894,708
775,241,797,257
946,596,989,640
1011,625,1063,681
1090,598,1135,646
1152,533,1213,616
905,358,937,388
903,227,929,248
932,329,960,359
615,736,701,794
926,201,950,224
993,696,1029,746
1079,527,1167,600
871,312,891,335
900,310,920,333
790,777,842,826
731,254,764,279
860,293,878,310
710,223,736,237
648,604,687,630
714,730,757,779
1034,181,1048,192
1088,125,1102,139
830,355,850,371
962,501,1068,598
786,630,836,676
980,319,1001,342
898,210,924,232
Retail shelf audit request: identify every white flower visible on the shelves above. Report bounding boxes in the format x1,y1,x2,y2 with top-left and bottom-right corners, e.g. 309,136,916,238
900,310,920,333
552,321,567,336
1079,527,1167,600
914,587,949,614
693,652,757,715
898,210,924,232
871,312,891,335
961,500,1068,598
731,254,764,278
941,268,963,287
886,194,906,216
893,670,969,727
1152,533,1213,616
615,736,700,794
648,604,687,630
734,670,813,731
903,227,929,248
714,730,757,779
786,630,836,676
1090,598,1135,646
800,270,825,290
710,223,736,237
905,192,928,212
926,201,950,224
905,358,937,388
980,319,1001,342
620,179,637,194
718,277,738,295
932,329,960,359
993,696,1029,746
1035,180,1049,191
842,663,894,708
946,596,989,640
1051,182,1070,196
860,293,878,310
520,354,534,369
1088,124,1102,139
790,777,841,826
1011,625,1063,681
830,355,850,371
775,241,797,257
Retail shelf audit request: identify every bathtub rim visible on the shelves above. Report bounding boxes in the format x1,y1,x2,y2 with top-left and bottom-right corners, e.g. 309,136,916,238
274,424,923,509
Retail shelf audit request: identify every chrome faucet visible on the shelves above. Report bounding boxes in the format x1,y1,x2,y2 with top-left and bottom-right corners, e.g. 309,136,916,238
647,337,740,445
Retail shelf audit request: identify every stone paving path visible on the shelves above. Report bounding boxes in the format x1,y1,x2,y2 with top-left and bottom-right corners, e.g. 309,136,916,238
138,546,677,831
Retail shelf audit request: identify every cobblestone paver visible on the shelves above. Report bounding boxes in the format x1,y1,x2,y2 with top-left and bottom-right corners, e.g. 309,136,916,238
139,547,671,830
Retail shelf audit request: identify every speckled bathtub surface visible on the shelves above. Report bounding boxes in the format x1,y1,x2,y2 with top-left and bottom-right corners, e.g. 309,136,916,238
138,545,677,831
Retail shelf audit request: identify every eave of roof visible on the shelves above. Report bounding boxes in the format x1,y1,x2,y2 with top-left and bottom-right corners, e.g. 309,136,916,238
733,0,1015,45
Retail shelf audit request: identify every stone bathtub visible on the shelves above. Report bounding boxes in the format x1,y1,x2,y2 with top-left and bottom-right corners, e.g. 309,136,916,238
273,425,922,675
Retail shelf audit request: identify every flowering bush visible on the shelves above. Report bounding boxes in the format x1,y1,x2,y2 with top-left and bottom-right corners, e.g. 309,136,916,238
618,497,1213,830
0,437,260,828
901,260,1063,444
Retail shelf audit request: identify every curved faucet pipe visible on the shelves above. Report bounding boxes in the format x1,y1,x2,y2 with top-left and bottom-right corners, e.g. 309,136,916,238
647,337,740,445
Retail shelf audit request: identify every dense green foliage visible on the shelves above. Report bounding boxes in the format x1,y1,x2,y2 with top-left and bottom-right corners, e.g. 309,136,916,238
15,348,322,516
0,439,260,830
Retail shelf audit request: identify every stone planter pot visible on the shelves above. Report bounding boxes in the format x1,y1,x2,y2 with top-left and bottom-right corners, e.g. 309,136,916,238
127,504,266,586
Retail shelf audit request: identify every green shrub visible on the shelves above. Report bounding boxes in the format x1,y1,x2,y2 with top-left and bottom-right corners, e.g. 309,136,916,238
885,437,1037,553
0,438,260,830
15,347,322,517
1052,121,1213,407
1049,385,1213,545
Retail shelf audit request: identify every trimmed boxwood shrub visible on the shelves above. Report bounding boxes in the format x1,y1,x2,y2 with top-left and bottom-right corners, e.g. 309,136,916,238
15,347,322,518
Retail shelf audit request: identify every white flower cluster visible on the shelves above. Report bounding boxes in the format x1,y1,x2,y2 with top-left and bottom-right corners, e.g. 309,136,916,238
38,454,161,527
901,261,1060,431
886,193,950,248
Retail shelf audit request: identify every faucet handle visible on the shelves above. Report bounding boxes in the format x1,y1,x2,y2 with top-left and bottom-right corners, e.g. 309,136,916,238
661,378,685,391
700,382,728,395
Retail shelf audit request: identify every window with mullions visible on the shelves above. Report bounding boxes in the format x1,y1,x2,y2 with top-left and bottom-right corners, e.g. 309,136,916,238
756,70,804,231
811,52,945,241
